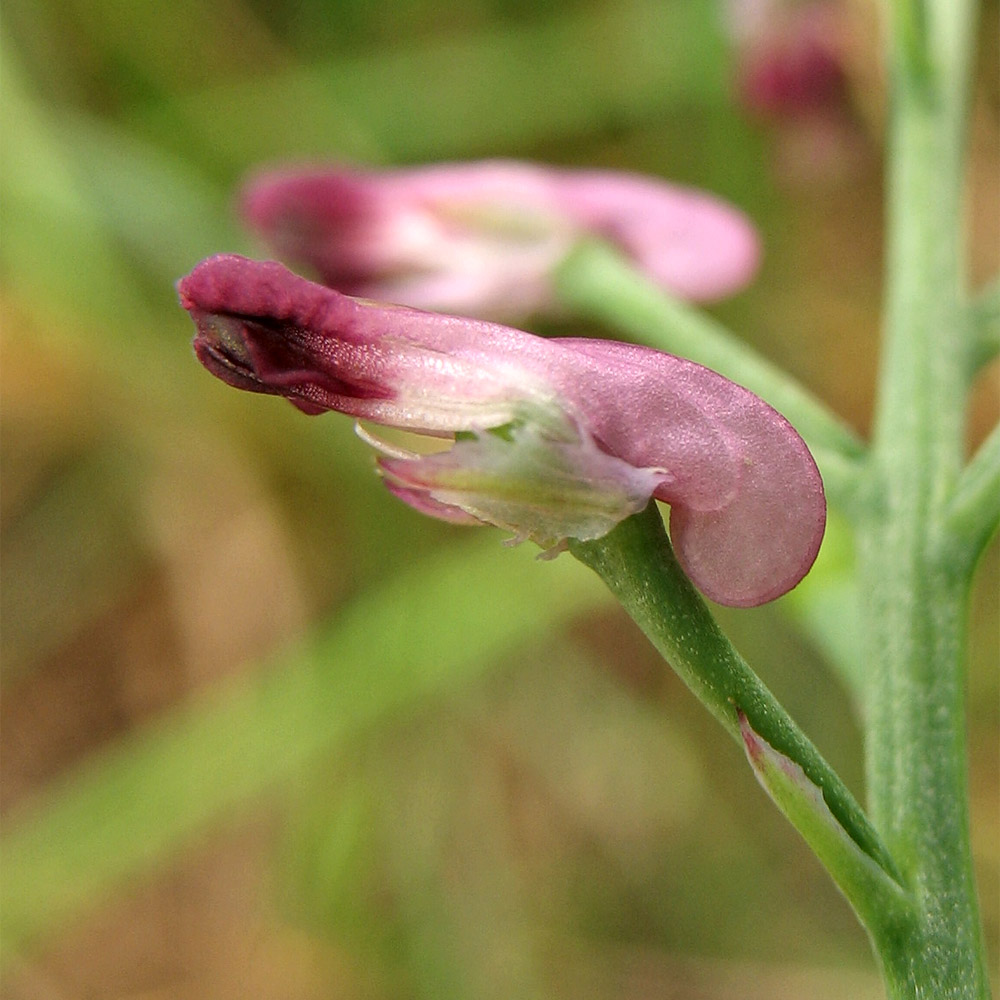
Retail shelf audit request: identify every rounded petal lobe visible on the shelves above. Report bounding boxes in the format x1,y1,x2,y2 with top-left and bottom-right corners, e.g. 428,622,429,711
554,338,826,606
556,170,761,301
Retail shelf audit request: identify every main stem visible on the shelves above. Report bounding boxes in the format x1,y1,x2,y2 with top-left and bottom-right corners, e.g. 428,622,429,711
860,1,990,995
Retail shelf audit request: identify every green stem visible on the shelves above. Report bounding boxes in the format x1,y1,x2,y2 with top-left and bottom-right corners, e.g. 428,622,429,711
859,0,991,994
569,504,907,924
554,241,866,506
890,0,932,84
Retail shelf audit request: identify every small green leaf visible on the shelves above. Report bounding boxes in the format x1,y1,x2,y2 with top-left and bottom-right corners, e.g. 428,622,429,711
737,710,911,932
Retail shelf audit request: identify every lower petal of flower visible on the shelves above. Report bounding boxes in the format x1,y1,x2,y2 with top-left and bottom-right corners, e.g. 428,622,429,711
374,421,670,550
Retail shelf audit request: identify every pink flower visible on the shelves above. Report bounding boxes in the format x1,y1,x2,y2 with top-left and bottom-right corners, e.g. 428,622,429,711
727,1,867,185
729,1,848,119
179,254,825,607
239,160,761,320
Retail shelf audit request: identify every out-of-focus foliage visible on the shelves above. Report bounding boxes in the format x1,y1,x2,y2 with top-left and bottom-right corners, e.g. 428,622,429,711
1,1,996,998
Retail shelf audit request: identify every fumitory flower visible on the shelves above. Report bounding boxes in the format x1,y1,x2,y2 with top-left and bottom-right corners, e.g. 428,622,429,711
178,254,825,608
239,160,761,320
726,1,865,184
728,0,848,118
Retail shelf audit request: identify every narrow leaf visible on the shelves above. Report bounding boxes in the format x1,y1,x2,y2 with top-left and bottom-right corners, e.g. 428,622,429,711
738,710,911,931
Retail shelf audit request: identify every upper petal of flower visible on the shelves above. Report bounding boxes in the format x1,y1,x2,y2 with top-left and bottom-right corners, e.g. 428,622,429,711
554,170,761,302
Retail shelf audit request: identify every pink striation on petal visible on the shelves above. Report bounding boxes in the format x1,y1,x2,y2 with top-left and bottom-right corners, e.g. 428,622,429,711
380,481,487,526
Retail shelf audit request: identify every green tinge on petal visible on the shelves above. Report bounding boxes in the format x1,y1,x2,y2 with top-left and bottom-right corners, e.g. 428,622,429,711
377,422,670,549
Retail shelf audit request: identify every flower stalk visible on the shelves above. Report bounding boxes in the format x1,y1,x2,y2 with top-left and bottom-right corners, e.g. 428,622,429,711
855,0,992,993
568,503,908,926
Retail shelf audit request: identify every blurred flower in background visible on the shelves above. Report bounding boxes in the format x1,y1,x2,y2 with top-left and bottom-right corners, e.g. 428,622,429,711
241,160,760,321
726,0,870,183
728,0,847,116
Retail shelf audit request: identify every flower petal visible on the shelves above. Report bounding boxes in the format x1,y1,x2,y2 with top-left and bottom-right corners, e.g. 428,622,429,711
554,338,826,606
556,170,761,301
377,421,671,549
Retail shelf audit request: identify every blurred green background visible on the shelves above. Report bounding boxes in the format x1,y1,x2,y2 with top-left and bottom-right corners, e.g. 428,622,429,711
1,1,996,997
